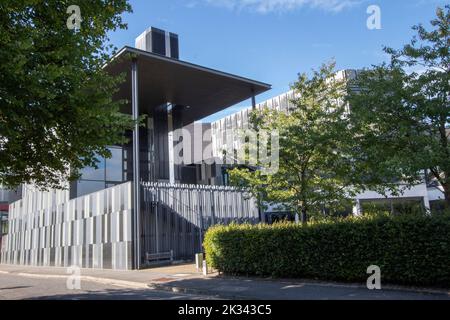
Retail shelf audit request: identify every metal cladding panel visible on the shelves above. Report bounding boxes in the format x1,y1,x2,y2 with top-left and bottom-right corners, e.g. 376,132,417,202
135,27,179,60
0,182,133,270
211,90,296,158
140,182,259,263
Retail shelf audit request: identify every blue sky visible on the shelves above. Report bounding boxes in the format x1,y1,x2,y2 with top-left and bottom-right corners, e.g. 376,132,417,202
108,0,447,122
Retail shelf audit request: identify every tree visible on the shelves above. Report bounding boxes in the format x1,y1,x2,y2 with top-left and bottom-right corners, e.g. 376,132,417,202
347,6,450,208
229,62,357,223
0,0,135,189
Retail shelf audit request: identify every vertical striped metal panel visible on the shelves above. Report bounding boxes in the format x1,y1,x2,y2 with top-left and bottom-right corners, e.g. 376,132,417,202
0,182,133,270
141,182,259,262
211,90,296,159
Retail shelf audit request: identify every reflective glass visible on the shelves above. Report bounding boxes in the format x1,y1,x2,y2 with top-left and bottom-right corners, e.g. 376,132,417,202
76,180,105,198
80,158,105,181
106,147,124,182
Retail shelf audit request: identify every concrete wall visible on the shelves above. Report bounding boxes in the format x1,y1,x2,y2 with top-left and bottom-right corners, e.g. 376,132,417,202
355,183,430,201
0,182,133,270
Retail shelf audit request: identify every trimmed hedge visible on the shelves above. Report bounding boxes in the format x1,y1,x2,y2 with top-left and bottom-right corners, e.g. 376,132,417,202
204,214,450,287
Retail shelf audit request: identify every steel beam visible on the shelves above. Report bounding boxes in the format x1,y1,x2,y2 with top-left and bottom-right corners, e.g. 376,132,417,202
131,59,141,269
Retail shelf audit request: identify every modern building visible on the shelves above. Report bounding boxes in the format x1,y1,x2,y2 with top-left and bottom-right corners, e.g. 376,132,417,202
209,70,446,216
2,27,445,272
0,187,21,253
211,90,296,159
0,27,270,270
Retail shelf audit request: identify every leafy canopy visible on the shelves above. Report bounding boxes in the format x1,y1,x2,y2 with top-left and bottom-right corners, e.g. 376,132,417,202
229,62,357,220
0,0,134,189
347,5,450,207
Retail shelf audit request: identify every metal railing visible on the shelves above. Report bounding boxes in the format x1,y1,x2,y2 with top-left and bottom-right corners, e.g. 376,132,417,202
140,182,259,262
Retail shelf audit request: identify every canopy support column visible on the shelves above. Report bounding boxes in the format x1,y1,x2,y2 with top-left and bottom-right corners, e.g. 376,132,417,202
131,59,141,270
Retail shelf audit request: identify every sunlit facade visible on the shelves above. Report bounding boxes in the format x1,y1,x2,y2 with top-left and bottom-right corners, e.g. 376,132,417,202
210,71,446,216
0,26,269,270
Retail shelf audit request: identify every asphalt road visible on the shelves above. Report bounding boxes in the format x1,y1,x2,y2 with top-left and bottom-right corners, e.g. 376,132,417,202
0,269,448,300
0,273,216,300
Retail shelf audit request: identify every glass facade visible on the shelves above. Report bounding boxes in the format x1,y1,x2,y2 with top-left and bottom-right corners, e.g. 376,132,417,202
71,146,127,198
70,102,223,199
69,106,176,198
0,186,20,249
1,212,8,236
0,210,7,257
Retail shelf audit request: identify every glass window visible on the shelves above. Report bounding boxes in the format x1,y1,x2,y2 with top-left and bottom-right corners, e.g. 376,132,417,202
1,211,7,235
76,180,105,198
80,158,105,181
106,147,123,182
106,183,121,189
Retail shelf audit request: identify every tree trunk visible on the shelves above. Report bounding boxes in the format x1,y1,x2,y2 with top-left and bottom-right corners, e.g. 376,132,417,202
301,207,308,225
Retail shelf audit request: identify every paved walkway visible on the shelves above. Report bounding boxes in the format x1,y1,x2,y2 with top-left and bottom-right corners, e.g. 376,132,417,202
0,271,216,300
0,264,449,300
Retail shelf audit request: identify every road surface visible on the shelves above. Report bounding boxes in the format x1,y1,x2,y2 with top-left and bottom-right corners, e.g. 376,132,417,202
0,272,216,300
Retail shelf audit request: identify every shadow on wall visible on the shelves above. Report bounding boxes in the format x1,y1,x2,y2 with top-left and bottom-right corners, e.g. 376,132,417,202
140,200,260,263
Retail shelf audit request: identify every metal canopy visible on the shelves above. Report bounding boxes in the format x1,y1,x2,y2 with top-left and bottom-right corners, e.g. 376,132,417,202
107,46,271,123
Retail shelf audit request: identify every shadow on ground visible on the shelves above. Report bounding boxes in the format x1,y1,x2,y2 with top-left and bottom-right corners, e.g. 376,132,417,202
150,276,450,300
27,288,212,300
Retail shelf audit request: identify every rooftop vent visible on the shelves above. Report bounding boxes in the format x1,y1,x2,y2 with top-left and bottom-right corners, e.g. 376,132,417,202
135,27,179,59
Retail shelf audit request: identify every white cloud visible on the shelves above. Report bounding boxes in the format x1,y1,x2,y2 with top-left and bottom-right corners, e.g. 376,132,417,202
197,0,362,13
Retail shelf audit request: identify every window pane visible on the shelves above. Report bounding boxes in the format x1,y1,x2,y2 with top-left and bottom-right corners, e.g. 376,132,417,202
1,212,8,235
106,147,123,182
80,158,105,181
76,180,105,198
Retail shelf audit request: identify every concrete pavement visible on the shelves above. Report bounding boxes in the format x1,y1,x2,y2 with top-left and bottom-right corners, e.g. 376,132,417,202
0,264,449,300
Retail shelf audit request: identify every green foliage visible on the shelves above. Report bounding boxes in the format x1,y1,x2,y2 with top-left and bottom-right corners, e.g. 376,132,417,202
204,214,450,287
361,199,426,217
229,61,357,221
0,0,135,189
347,5,450,206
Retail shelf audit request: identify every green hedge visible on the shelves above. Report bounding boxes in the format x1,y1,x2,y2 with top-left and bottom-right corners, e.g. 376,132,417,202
204,214,450,287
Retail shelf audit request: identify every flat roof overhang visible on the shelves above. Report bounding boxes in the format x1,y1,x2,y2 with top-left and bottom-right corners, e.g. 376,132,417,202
106,46,271,123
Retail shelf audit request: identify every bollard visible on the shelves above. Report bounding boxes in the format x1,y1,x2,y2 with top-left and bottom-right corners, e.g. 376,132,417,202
202,260,208,276
195,253,204,271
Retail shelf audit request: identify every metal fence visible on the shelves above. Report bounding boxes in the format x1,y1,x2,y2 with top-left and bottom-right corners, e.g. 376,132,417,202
140,182,260,262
